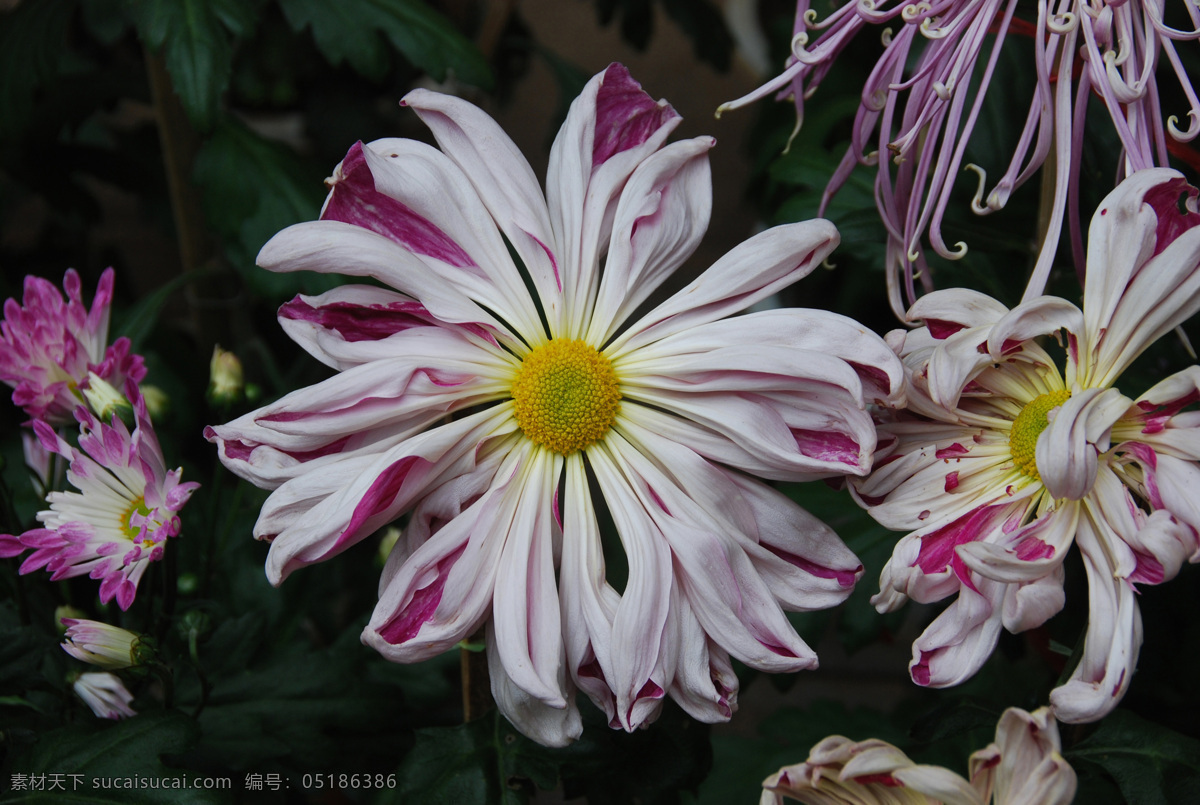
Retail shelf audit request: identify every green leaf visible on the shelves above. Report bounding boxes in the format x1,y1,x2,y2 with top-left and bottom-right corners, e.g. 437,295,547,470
1068,710,1200,805
129,0,255,131
3,713,219,804
0,0,74,141
383,715,517,805
192,119,334,300
111,271,209,351
278,0,492,89
174,624,412,772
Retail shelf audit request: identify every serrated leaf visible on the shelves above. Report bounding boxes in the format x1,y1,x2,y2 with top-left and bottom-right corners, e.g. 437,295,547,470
129,0,250,131
192,119,335,300
383,716,514,805
1068,710,1200,805
3,713,217,804
278,0,492,89
0,0,74,141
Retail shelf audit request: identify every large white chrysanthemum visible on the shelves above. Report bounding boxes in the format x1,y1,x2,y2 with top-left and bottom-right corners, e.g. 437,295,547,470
854,168,1200,723
206,64,905,746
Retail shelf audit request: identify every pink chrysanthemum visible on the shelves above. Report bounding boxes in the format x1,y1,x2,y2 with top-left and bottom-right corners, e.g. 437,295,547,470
8,385,199,610
206,64,906,745
0,268,145,424
721,0,1200,318
853,169,1200,722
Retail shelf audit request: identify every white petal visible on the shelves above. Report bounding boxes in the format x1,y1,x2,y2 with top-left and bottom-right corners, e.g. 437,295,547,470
487,626,581,747
610,219,840,355
1049,508,1143,723
257,220,506,337
1037,387,1130,500
586,137,713,343
400,88,563,330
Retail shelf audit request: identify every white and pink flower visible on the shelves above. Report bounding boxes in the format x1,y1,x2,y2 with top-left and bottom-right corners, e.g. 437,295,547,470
206,64,905,746
0,268,145,424
761,706,1075,805
854,168,1200,722
8,384,199,610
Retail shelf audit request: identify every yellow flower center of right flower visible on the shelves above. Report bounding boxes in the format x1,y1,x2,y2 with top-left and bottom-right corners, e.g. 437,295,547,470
120,496,154,545
511,339,621,455
1008,390,1071,481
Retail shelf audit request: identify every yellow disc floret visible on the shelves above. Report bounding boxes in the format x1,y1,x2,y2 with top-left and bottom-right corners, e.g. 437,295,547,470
1009,390,1071,481
511,339,621,455
120,496,156,546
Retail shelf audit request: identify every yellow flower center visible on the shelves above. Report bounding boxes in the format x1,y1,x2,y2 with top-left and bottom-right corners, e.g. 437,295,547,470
120,496,154,544
1008,390,1071,481
511,339,621,455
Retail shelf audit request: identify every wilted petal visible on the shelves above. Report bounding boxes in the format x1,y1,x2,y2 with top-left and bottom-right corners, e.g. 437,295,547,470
909,578,1006,688
1036,387,1130,500
969,707,1075,805
1049,510,1143,723
487,625,582,748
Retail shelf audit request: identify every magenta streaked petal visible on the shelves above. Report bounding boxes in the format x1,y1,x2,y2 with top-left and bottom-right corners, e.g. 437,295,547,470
909,578,1006,688
377,545,465,644
591,63,680,167
322,142,475,268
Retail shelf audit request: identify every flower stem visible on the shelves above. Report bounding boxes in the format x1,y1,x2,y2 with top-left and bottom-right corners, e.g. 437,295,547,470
460,632,491,722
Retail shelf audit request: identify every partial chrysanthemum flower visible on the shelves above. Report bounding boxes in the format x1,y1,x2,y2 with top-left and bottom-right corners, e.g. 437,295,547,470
720,0,1200,319
853,168,1200,722
0,268,145,424
761,706,1075,805
7,384,199,610
61,618,150,670
71,671,136,720
206,63,906,746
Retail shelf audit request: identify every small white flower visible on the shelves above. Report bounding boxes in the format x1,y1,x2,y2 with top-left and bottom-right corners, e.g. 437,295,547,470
72,671,136,720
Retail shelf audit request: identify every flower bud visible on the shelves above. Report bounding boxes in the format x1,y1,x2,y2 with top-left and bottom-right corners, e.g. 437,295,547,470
54,606,88,634
208,345,244,406
82,372,134,427
139,384,170,421
61,618,151,670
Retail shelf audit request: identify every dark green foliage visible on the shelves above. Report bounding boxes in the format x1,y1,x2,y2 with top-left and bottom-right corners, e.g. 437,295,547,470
0,0,74,142
129,0,259,131
278,0,492,89
2,714,215,804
